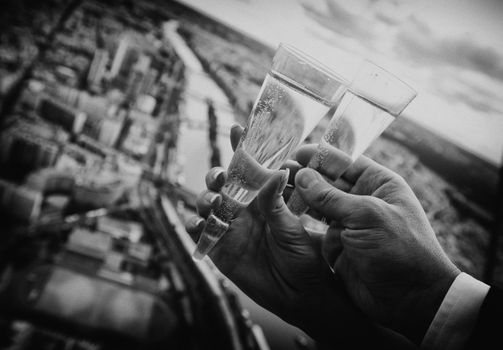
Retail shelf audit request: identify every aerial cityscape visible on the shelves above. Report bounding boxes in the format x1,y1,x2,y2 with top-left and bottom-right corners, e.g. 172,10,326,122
0,1,270,349
0,0,500,349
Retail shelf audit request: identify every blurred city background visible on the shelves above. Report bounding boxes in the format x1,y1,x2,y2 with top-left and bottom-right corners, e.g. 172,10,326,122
0,0,501,349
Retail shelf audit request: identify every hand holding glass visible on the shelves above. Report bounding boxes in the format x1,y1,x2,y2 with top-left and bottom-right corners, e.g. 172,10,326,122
193,44,348,259
287,61,417,215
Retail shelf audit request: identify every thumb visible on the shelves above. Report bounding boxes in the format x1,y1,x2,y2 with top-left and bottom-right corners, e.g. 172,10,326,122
295,168,383,227
257,169,309,248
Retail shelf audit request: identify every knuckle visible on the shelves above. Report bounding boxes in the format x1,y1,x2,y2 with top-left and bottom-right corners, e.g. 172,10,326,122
195,192,206,206
390,173,406,187
358,196,387,219
203,190,215,201
315,187,338,208
200,189,213,202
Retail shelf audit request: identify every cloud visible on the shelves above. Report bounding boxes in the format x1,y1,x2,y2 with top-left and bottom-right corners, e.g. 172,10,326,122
447,70,503,114
302,2,503,116
443,90,502,115
394,16,503,83
424,61,503,115
371,0,409,27
302,1,376,46
391,16,503,115
374,11,399,26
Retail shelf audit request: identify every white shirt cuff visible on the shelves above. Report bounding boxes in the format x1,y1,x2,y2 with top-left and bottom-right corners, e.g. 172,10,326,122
421,272,490,349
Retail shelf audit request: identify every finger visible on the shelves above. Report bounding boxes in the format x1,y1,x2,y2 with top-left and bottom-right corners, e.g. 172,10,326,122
205,167,227,191
333,251,351,280
340,228,389,250
298,144,355,182
257,169,311,249
323,222,344,268
297,175,354,196
281,160,302,185
340,155,395,185
295,168,384,227
305,228,325,255
333,177,353,193
341,156,400,196
185,216,205,236
282,184,294,202
256,169,290,214
295,144,318,166
284,186,334,214
230,124,244,151
340,155,375,182
283,174,352,219
295,144,356,188
285,177,351,221
196,190,222,218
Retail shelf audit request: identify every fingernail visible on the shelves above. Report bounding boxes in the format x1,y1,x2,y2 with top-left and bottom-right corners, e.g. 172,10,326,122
297,168,318,189
231,123,242,131
213,169,225,186
195,218,204,227
208,193,220,205
277,168,290,196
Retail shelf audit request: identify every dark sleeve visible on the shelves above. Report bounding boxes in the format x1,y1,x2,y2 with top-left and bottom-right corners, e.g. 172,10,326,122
465,286,503,349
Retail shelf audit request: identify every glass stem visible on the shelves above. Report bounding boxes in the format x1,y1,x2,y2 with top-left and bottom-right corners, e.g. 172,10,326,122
193,211,229,260
193,194,243,260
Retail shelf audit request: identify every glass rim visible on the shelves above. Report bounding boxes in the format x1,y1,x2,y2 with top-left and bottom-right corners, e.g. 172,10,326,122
275,43,351,85
358,59,417,96
350,59,417,115
274,44,417,114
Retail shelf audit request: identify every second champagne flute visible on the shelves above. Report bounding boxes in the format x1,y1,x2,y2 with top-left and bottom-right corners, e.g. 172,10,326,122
287,60,417,216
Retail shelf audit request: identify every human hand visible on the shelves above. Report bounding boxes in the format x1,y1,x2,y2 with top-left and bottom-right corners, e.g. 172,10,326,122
294,145,460,345
185,125,390,347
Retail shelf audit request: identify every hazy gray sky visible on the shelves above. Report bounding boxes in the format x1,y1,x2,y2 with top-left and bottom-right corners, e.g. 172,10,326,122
181,0,503,164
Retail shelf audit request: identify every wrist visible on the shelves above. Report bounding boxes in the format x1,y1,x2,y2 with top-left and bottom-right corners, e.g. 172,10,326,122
392,264,461,345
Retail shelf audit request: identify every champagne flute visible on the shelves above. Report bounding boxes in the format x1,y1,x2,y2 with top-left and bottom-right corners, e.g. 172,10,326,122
287,60,417,216
193,44,349,260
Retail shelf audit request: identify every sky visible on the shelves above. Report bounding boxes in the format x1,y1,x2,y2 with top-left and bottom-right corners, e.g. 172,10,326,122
180,0,503,165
